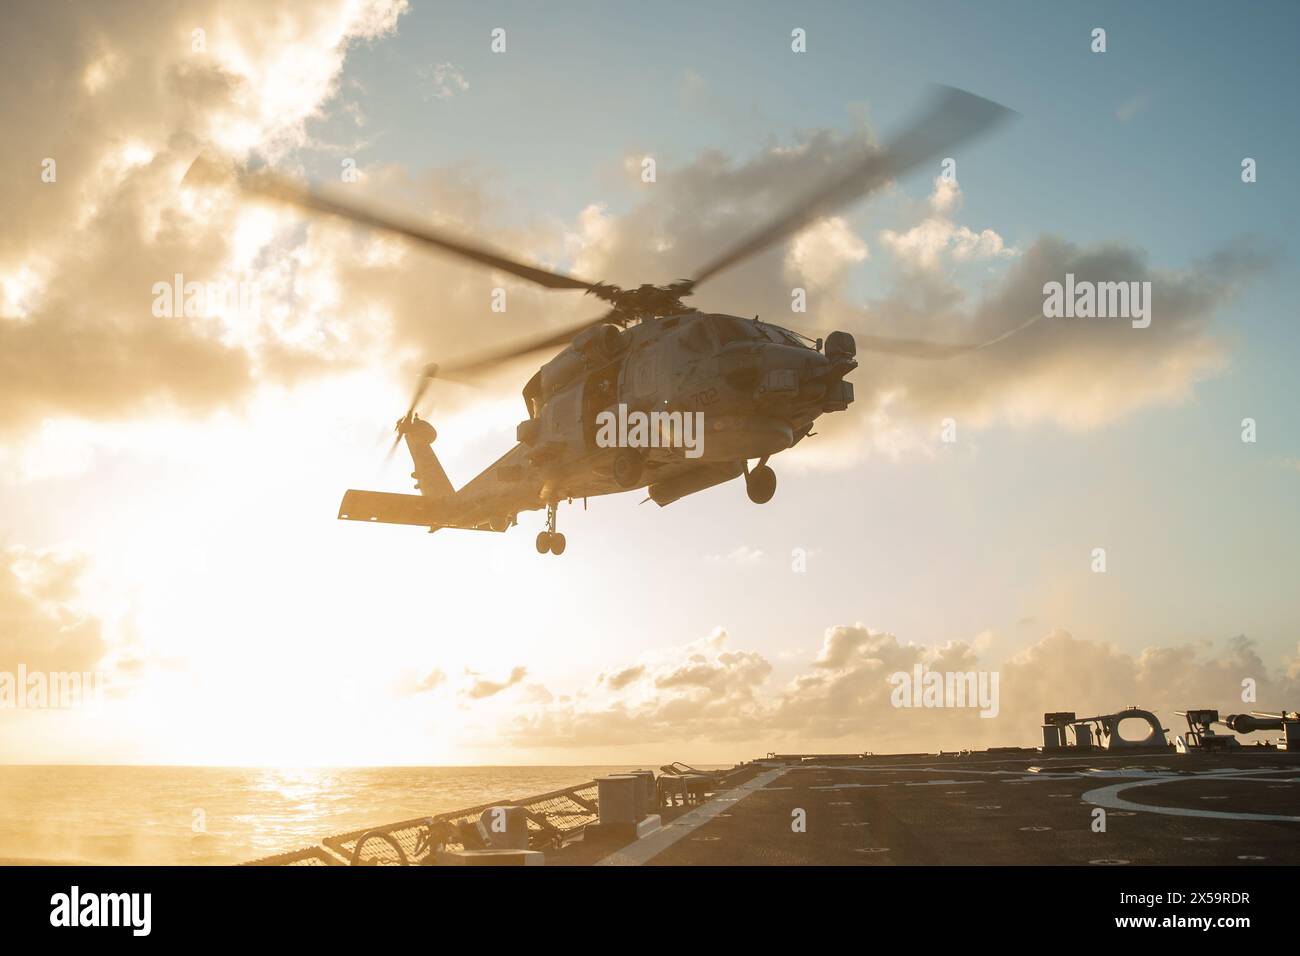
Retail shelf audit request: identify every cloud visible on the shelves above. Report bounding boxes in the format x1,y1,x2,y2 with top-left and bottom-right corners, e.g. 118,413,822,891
786,236,1268,464
463,665,527,700
418,62,469,100
550,134,1267,460
879,176,1016,271
500,623,1300,753
414,668,446,693
602,665,646,690
564,128,879,309
0,0,408,432
784,625,1299,750
654,647,771,693
868,238,1261,430
508,629,773,747
785,216,868,287
0,547,107,673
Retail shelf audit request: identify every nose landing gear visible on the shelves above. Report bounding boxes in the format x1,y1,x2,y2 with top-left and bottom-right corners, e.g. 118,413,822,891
744,458,777,504
535,500,567,555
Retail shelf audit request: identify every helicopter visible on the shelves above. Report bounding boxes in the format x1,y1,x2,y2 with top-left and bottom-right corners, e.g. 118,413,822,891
188,86,1018,555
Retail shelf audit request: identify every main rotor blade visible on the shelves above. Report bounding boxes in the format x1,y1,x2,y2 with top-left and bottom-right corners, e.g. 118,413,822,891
435,315,606,378
689,85,1016,287
856,315,1040,360
184,156,598,293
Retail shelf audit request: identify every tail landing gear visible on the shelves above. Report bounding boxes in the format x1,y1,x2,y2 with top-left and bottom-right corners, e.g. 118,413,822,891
744,458,777,504
535,501,567,556
536,531,566,555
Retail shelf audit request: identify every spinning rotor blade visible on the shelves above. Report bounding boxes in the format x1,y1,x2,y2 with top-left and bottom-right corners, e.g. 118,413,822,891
383,365,439,462
432,316,606,378
855,315,1041,360
383,430,403,463
402,367,436,420
185,155,623,378
184,156,599,293
185,84,1018,383
689,85,1016,287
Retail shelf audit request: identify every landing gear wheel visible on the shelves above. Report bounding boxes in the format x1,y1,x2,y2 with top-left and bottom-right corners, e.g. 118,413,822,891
746,464,777,504
612,449,644,489
537,501,566,555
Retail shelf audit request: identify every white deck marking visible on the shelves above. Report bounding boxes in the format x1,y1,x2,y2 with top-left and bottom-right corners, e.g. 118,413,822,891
1082,769,1300,823
904,779,986,787
594,768,787,866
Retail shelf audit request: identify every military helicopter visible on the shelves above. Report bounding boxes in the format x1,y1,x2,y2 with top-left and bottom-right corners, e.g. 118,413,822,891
190,86,1017,555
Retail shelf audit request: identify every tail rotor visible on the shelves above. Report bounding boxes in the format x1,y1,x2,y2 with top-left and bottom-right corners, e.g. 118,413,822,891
384,363,440,464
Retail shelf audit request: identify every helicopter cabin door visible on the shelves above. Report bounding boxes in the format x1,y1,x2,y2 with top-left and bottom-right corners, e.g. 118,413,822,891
626,339,661,403
541,381,585,457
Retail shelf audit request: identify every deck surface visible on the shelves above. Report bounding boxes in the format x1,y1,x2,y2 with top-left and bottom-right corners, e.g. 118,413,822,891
556,750,1300,865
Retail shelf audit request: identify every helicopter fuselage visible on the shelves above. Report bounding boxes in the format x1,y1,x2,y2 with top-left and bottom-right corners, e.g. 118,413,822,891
338,311,857,547
444,311,857,525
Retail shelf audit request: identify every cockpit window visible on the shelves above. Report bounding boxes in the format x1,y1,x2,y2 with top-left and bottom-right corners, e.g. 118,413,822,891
709,315,763,345
761,324,805,347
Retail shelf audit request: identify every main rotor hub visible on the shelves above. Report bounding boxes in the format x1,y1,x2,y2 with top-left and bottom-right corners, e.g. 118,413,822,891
587,279,697,324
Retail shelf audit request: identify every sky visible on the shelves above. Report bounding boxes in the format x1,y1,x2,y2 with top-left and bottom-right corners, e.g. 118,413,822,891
1,0,1298,766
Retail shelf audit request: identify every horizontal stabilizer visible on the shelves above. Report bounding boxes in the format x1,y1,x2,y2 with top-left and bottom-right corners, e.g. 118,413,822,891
339,489,435,526
337,489,503,532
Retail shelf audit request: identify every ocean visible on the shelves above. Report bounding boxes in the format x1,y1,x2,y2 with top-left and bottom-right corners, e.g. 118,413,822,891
0,764,715,865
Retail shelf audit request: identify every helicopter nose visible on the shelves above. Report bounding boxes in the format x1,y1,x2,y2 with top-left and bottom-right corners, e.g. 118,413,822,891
820,331,856,411
773,334,855,410
748,344,823,396
825,330,857,364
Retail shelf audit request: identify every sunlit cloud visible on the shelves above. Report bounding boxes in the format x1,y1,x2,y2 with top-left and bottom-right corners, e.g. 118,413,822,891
502,624,1300,756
